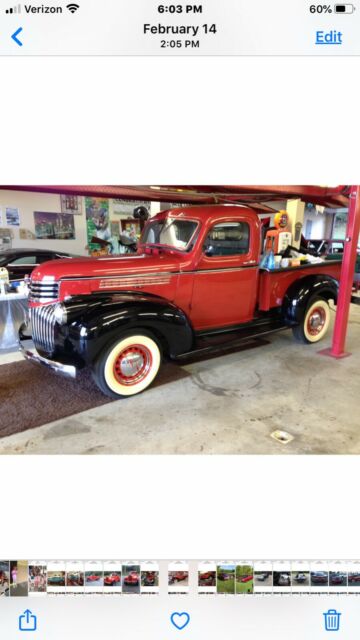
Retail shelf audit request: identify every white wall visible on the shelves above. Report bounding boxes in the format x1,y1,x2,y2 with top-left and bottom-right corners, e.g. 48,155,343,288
0,189,88,255
0,189,161,255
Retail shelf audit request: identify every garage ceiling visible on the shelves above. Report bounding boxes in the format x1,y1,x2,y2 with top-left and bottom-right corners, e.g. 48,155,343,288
0,185,350,211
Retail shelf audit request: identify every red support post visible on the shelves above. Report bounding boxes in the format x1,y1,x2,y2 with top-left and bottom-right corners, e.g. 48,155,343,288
320,185,360,359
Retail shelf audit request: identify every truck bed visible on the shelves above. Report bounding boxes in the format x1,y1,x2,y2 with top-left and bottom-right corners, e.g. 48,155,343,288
258,259,342,312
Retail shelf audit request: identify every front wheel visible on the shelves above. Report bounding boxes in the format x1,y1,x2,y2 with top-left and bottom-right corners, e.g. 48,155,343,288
292,297,331,344
92,332,162,398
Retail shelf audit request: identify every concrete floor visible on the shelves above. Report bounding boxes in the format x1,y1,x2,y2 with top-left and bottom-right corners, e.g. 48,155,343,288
1,302,360,455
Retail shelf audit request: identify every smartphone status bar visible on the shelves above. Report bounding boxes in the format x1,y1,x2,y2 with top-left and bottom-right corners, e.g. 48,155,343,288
0,0,359,55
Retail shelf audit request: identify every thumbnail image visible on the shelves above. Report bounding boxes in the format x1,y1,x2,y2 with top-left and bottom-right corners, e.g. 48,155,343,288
236,565,254,594
348,573,360,586
291,571,310,587
141,571,159,588
10,561,29,596
29,565,47,593
273,572,291,588
66,571,84,587
103,571,122,587
198,571,216,588
168,570,189,588
122,565,141,594
0,561,10,597
217,565,235,594
311,571,329,587
47,571,66,587
329,572,348,587
85,571,103,588
254,571,273,587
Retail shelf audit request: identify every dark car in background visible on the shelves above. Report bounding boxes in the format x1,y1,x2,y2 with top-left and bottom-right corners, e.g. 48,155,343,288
217,572,232,581
329,573,346,585
0,249,77,282
311,572,329,585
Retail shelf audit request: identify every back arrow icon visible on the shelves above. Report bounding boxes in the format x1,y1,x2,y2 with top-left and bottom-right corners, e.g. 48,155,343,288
11,27,23,46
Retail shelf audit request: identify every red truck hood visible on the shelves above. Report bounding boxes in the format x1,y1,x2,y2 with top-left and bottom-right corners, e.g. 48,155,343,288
30,251,191,304
31,251,186,282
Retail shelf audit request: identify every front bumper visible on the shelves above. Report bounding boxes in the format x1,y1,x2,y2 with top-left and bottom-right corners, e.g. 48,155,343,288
19,343,77,379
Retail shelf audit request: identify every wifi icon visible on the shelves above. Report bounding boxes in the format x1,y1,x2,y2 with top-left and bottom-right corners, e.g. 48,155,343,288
67,3,80,12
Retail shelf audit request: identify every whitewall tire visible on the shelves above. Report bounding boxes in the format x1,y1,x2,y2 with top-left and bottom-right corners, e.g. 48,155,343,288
292,297,331,344
92,333,162,398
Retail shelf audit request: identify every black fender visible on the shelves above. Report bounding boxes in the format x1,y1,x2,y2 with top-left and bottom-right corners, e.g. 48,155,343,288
56,292,195,365
282,275,339,325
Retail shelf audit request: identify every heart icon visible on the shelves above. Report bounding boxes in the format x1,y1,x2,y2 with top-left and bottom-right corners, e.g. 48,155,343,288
170,612,190,630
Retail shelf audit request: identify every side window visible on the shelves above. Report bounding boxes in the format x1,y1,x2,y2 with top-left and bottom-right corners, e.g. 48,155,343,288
36,254,53,263
7,255,37,266
203,222,250,257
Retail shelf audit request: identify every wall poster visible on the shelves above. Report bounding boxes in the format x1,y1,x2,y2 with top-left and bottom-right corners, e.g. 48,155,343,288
33,211,75,240
60,194,82,215
85,197,110,252
5,207,20,226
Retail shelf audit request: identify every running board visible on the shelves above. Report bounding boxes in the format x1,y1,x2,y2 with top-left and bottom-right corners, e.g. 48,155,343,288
176,321,288,360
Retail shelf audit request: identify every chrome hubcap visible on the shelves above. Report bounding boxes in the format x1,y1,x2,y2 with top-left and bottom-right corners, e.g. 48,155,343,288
119,353,144,377
307,307,326,336
310,312,323,330
113,344,153,386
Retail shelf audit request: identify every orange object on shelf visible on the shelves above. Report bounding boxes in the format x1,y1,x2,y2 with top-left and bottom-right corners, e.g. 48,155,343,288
274,210,289,230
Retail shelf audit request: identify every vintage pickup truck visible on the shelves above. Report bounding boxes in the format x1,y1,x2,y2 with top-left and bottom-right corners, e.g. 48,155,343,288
23,205,342,398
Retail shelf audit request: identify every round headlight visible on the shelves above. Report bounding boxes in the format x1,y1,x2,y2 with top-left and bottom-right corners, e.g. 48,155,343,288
54,303,67,325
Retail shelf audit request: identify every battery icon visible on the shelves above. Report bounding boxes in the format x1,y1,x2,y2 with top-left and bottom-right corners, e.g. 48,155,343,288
334,4,355,12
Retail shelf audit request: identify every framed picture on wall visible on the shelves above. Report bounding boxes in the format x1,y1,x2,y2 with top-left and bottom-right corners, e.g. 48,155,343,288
60,194,82,215
120,219,141,239
0,228,13,251
5,207,20,226
34,212,75,240
19,229,36,240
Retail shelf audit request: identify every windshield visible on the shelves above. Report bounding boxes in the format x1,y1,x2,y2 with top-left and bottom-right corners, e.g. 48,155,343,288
142,218,198,251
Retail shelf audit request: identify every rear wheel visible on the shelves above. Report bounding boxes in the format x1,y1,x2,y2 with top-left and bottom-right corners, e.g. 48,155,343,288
292,297,331,344
92,332,162,398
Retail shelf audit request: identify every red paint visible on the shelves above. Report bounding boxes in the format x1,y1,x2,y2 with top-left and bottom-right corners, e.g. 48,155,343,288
123,572,139,585
320,185,360,358
29,205,343,332
258,263,342,312
104,574,120,585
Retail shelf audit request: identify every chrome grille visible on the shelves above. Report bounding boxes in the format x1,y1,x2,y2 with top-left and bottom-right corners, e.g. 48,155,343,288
31,304,56,354
29,279,59,303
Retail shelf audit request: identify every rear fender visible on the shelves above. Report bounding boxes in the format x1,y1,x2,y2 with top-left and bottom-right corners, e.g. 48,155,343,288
282,275,339,325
